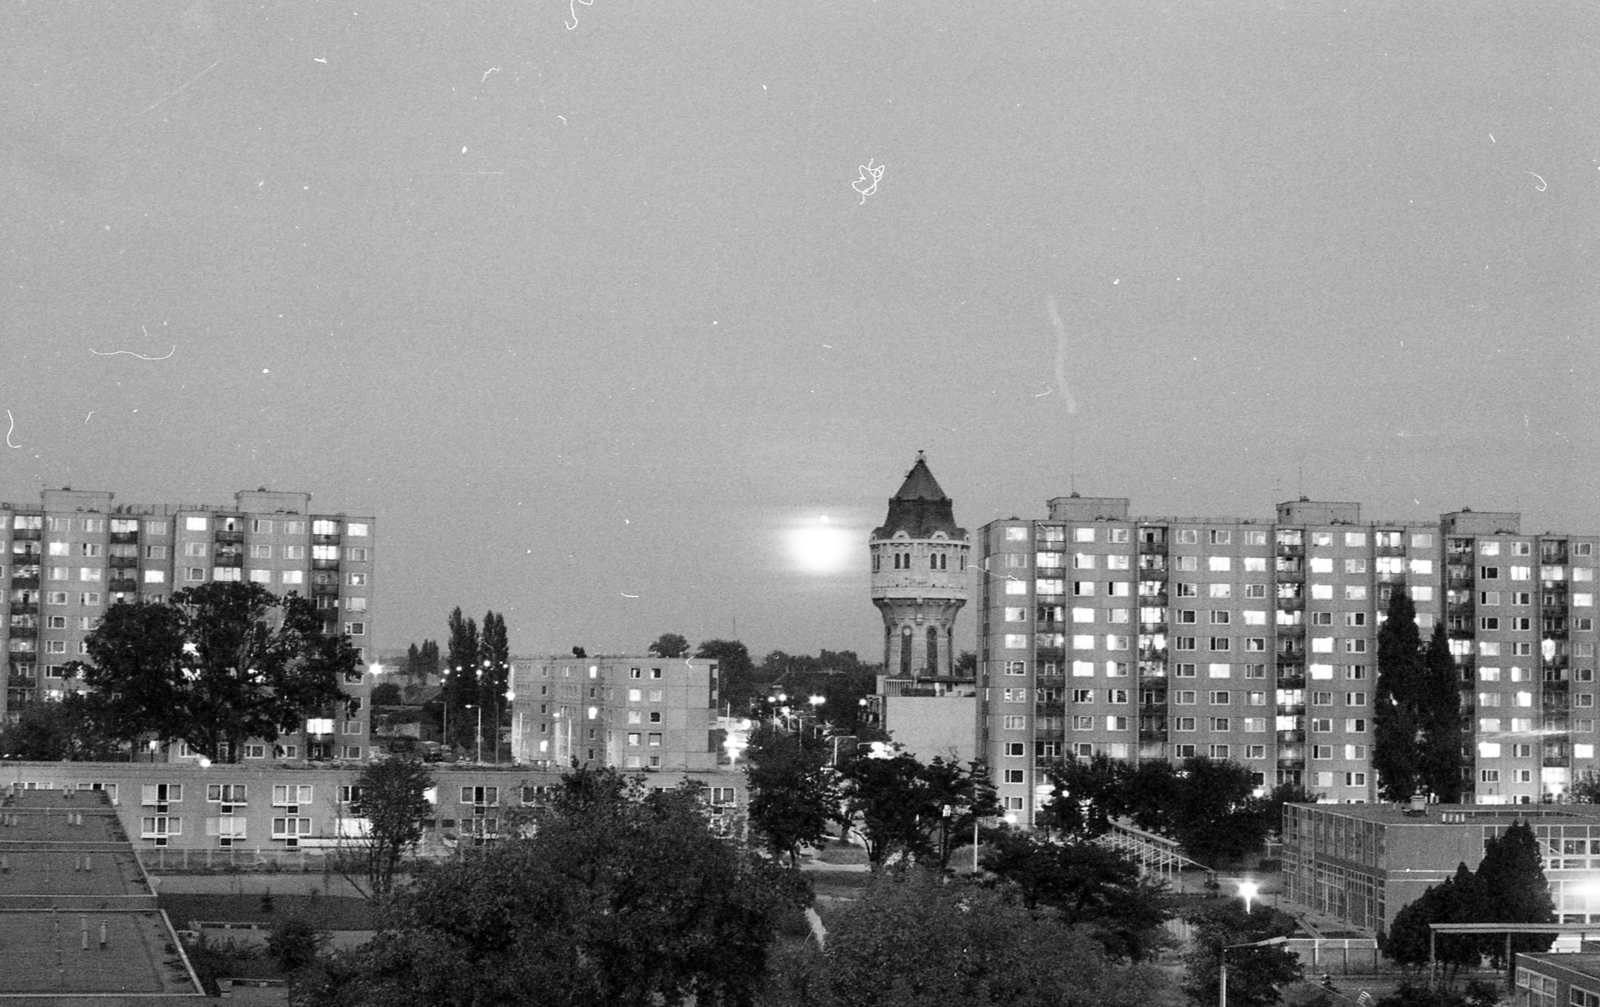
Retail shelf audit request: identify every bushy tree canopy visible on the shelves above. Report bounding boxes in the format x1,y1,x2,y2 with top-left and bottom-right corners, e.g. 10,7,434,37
307,768,807,1007
69,582,359,762
790,873,1181,1007
980,830,1172,961
745,723,838,865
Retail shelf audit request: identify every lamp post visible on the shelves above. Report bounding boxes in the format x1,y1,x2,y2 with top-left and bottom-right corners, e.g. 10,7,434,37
464,704,483,763
1219,936,1288,1007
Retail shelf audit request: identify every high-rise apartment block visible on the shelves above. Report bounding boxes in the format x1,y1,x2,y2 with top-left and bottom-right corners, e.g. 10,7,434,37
978,495,1600,823
509,655,721,772
2,488,376,761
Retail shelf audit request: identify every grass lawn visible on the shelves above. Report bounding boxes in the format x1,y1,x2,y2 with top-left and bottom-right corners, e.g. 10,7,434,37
813,844,869,866
159,893,377,930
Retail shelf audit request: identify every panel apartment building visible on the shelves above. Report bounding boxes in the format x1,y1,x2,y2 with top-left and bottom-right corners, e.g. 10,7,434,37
509,655,721,772
978,495,1600,824
2,487,376,762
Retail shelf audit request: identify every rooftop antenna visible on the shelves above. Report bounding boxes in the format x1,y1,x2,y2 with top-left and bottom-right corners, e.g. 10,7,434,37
1298,465,1304,500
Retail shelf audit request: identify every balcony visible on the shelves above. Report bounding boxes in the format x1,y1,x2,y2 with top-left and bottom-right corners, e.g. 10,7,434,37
1138,646,1168,662
7,623,36,638
8,602,36,616
1277,596,1305,612
108,578,138,594
213,549,244,566
214,529,245,545
1277,729,1306,745
1138,591,1169,607
108,553,139,568
312,558,341,571
1376,544,1406,557
1277,623,1306,638
1138,540,1168,556
11,527,41,541
1277,544,1304,559
10,576,39,590
1138,622,1168,635
311,581,340,596
1276,702,1306,717
1277,675,1306,690
109,531,139,545
313,533,341,546
8,673,36,688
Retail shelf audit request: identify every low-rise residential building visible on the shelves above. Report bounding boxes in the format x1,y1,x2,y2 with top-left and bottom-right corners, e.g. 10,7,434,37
508,655,720,772
0,760,746,860
1282,802,1600,937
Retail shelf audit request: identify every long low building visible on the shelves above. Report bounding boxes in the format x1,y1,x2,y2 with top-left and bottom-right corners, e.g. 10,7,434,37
0,760,746,865
1281,801,1600,937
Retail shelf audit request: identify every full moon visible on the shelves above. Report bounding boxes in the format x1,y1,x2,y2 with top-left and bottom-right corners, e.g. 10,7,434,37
787,515,856,574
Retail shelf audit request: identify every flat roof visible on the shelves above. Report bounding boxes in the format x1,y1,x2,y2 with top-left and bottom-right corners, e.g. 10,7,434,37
0,788,202,997
1518,953,1600,984
1289,803,1600,826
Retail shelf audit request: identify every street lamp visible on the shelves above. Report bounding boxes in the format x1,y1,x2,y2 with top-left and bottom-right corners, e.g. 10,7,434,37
464,703,483,763
1238,880,1260,916
1219,936,1288,1007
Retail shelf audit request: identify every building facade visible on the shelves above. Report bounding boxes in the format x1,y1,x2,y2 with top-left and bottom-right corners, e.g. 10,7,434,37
508,655,721,772
1,487,376,761
0,759,745,856
1282,802,1600,937
869,453,970,679
1515,953,1600,1007
976,494,1600,823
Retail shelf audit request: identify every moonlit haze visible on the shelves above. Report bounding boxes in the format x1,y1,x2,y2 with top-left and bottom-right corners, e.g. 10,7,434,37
3,3,1596,663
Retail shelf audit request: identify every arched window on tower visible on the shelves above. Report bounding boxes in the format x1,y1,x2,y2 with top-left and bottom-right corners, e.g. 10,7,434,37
872,553,880,572
900,626,913,677
926,626,939,676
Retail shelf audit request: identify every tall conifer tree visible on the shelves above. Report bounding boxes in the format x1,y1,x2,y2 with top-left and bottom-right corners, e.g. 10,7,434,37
1419,622,1465,802
1374,588,1423,801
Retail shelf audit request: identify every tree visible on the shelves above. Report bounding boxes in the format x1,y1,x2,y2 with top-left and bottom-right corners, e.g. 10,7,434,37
1473,820,1555,963
1182,900,1302,1007
1374,588,1424,802
478,611,510,761
349,759,435,899
696,639,756,712
1418,622,1464,803
833,748,996,871
954,650,977,677
267,915,330,973
442,608,478,750
649,633,691,658
1260,782,1317,836
980,831,1171,961
806,872,1181,1007
745,724,837,866
370,683,403,707
70,583,359,763
1384,863,1484,973
0,693,126,761
308,767,807,1007
1038,753,1128,839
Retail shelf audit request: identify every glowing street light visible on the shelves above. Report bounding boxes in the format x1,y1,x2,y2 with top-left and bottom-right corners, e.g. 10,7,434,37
1238,880,1260,915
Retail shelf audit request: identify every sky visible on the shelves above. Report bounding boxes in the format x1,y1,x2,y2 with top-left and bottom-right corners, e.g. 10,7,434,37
3,2,1597,664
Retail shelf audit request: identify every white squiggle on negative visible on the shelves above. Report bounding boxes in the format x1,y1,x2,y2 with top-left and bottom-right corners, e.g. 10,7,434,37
1045,296,1078,414
566,0,594,30
137,59,222,116
853,159,885,204
1526,171,1547,192
90,345,175,360
4,410,18,448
